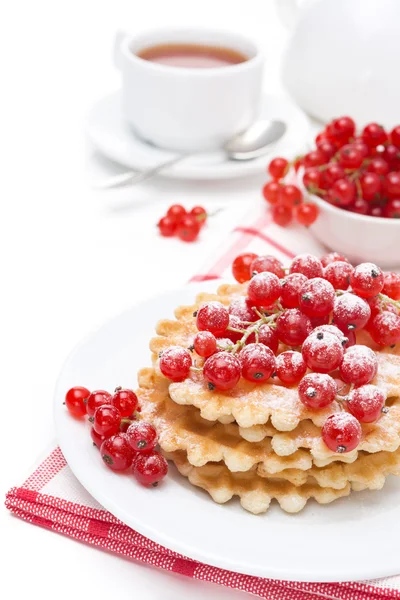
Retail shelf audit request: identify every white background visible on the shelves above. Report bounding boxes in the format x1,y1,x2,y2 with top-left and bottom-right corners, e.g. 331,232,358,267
1,1,289,598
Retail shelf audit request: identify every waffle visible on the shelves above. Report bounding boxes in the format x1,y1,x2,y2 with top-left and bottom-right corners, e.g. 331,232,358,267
258,446,400,490
138,368,400,477
168,351,400,435
149,283,246,360
139,281,400,514
165,450,351,514
242,395,400,460
138,367,313,474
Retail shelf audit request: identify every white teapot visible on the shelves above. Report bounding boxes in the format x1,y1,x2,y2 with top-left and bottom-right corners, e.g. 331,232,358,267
279,0,400,127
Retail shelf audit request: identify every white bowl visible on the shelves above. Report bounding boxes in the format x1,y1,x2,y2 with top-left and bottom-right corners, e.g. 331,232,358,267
306,193,400,268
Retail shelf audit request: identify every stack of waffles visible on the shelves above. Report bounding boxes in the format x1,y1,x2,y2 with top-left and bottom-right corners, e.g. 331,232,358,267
136,283,400,514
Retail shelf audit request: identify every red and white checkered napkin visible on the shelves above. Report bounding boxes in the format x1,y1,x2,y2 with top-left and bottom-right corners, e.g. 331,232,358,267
5,207,400,600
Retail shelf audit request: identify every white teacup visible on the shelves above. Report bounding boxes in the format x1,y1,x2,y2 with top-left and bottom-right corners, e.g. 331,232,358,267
114,28,264,152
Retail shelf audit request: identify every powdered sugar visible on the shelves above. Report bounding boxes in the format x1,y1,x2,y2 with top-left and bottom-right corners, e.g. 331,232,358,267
289,253,323,279
302,331,344,373
332,293,371,330
228,297,258,322
339,345,378,386
299,277,335,317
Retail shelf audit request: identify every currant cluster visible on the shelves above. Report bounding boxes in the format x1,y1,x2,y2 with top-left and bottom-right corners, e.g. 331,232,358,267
159,251,400,455
263,117,400,226
263,158,318,227
158,204,207,242
64,386,168,486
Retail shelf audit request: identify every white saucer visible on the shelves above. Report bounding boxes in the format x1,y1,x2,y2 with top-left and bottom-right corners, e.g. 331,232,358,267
85,91,310,180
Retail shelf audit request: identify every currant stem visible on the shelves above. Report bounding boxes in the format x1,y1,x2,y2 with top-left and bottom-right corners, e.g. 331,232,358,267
231,312,279,354
378,292,400,311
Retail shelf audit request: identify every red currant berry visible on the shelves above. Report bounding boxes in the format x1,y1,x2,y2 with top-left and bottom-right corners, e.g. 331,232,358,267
298,277,335,317
176,215,200,242
196,301,229,336
274,351,306,385
280,184,303,207
304,149,326,168
158,216,177,237
338,144,364,169
133,451,168,487
268,157,288,180
384,172,400,199
339,345,378,386
262,181,281,205
384,198,400,218
159,346,192,381
228,297,258,322
322,163,345,187
350,262,384,298
313,324,352,348
310,314,330,328
368,204,385,218
382,144,400,170
298,373,337,409
167,204,186,221
224,315,245,343
250,255,285,279
293,157,304,172
332,293,371,331
65,386,90,418
369,312,400,346
101,434,135,471
362,123,388,148
315,130,328,144
329,116,356,142
350,198,369,215
214,338,234,352
295,203,319,226
323,261,353,290
316,140,336,161
86,390,112,418
239,343,275,382
272,203,293,226
203,351,242,391
303,168,322,191
281,273,308,308
257,324,279,353
247,272,281,307
327,178,356,207
360,172,381,202
352,138,369,159
290,254,323,279
190,206,207,227
90,427,107,449
367,157,390,176
322,413,362,453
347,385,386,423
320,252,350,268
93,404,122,437
232,253,258,283
193,331,217,357
126,421,158,453
276,308,313,346
383,272,400,300
390,125,400,146
302,331,344,373
111,388,139,418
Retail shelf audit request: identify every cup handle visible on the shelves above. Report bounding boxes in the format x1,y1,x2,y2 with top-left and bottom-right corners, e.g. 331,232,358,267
275,0,301,29
113,29,129,70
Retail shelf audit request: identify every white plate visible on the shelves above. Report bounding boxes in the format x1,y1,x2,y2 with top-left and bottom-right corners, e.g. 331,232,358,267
54,281,400,582
85,92,310,180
